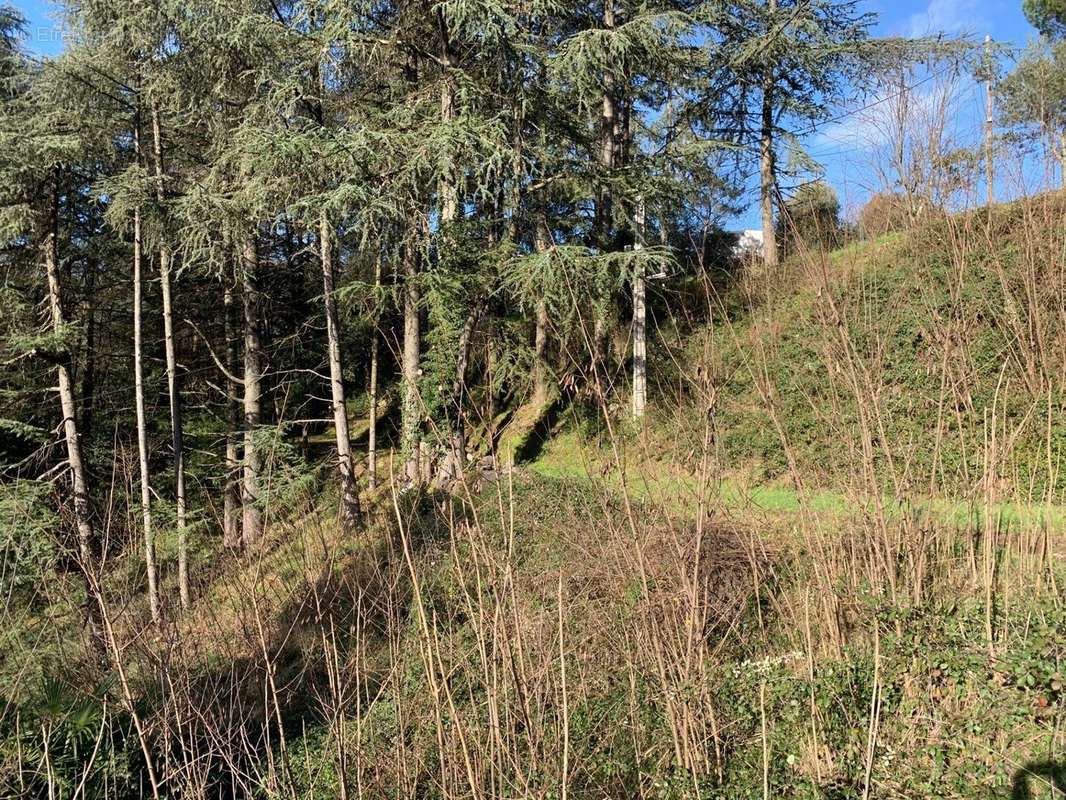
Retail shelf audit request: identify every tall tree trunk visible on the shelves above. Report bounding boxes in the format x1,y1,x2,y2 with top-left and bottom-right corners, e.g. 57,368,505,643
223,279,241,548
436,12,470,481
240,232,263,547
760,43,778,269
534,300,550,401
42,171,104,651
319,213,361,532
486,335,498,440
150,105,189,607
631,198,647,421
132,200,161,623
592,0,617,378
437,13,467,480
533,209,552,406
368,254,381,492
133,120,160,621
507,99,524,245
438,11,459,226
597,0,616,241
441,303,481,484
80,257,97,446
401,236,422,485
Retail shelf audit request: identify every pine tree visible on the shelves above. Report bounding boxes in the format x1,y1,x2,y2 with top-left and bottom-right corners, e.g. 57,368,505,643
0,0,880,612
65,0,188,598
132,117,161,623
715,0,872,265
998,40,1066,186
1025,0,1066,39
0,31,110,646
148,103,189,606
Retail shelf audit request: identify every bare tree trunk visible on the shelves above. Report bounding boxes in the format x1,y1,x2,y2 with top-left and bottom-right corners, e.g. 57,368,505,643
760,16,778,269
598,0,616,233
533,209,552,405
631,198,647,420
401,236,421,485
438,12,459,226
131,119,161,622
889,66,919,222
150,105,189,607
440,304,481,484
223,279,241,548
240,232,263,547
534,299,550,403
132,199,161,623
319,213,361,532
487,336,498,436
80,257,97,446
42,171,104,650
592,0,617,376
368,254,381,491
436,11,464,482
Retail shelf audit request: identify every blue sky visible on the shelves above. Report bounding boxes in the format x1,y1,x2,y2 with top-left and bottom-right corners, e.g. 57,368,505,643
13,0,64,55
799,0,1044,230
11,0,1045,228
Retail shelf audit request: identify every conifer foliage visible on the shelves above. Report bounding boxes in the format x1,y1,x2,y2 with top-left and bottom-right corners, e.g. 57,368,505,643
0,0,899,608
6,1,1063,798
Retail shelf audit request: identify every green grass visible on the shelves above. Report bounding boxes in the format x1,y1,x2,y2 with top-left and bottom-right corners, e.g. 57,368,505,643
528,428,1066,532
653,208,1066,502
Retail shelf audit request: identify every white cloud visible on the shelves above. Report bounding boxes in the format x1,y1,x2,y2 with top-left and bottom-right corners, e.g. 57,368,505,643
809,77,981,161
811,113,883,154
905,0,986,37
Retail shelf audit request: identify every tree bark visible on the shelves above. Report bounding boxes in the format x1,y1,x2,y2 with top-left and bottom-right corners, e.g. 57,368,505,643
368,254,382,491
132,199,161,623
438,10,459,226
150,105,189,607
598,0,617,242
631,198,646,421
486,336,498,437
401,236,422,485
319,213,361,532
533,209,552,406
80,257,97,446
760,28,778,269
42,171,104,651
240,232,263,547
223,279,241,548
132,118,161,622
592,0,617,377
440,302,481,484
435,10,470,484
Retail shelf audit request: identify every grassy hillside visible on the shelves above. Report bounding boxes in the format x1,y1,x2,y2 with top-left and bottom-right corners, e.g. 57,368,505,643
1,200,1063,799
637,197,1066,503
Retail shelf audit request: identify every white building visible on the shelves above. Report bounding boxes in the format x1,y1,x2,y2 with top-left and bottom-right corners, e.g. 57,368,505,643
733,229,765,259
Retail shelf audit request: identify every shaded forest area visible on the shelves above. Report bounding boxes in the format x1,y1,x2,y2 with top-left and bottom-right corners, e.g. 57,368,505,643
1,0,1065,797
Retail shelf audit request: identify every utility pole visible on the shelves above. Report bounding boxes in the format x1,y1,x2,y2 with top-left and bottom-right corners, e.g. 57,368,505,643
984,34,995,208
